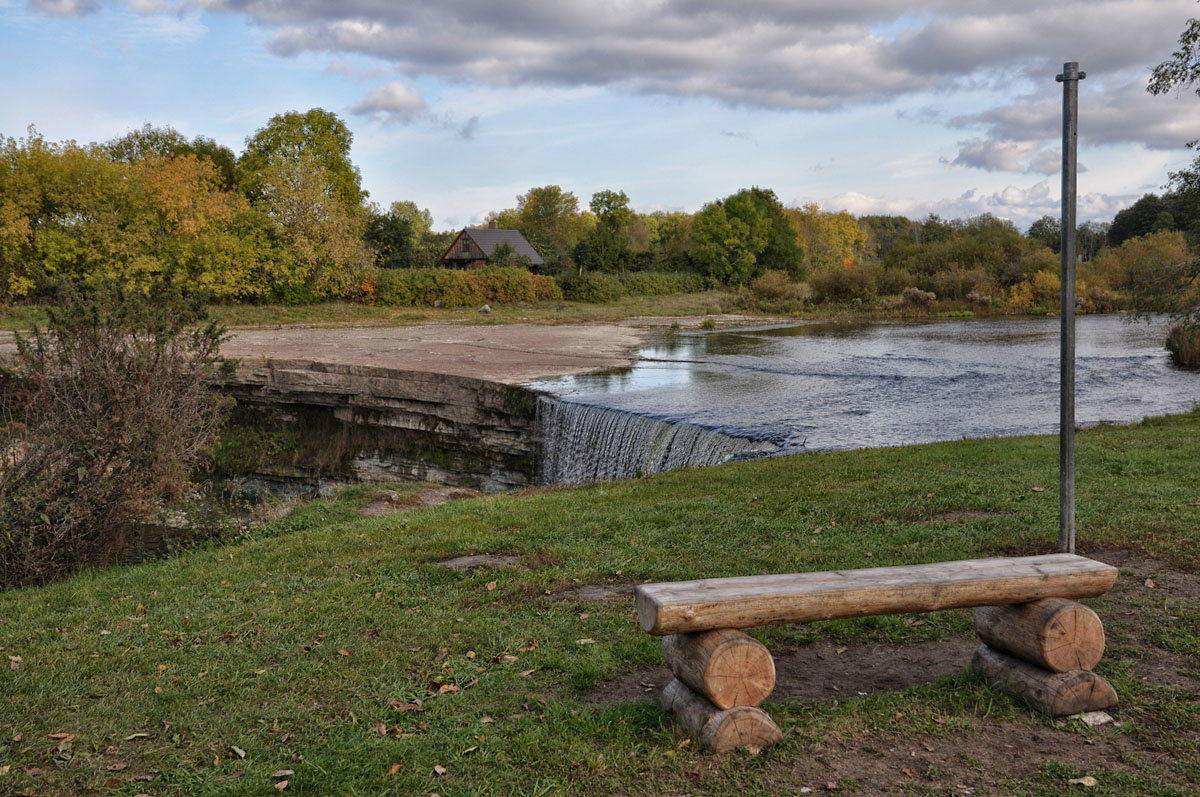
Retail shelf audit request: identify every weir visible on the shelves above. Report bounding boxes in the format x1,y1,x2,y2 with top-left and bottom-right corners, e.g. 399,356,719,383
537,396,777,486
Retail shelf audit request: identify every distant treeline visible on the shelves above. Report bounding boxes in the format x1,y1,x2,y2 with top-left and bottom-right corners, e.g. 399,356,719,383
2,108,1196,312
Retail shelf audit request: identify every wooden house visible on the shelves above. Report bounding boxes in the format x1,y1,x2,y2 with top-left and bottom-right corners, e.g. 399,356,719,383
438,222,545,270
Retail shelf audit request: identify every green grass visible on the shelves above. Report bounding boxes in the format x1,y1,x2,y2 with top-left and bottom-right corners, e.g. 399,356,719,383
2,413,1200,794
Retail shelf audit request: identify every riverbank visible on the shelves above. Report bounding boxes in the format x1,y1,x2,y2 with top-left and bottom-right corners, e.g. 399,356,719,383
3,411,1198,795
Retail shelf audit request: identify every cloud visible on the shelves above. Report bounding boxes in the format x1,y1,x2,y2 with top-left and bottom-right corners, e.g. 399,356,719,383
184,2,1189,110
350,80,426,123
944,73,1200,174
29,0,100,15
822,180,1134,227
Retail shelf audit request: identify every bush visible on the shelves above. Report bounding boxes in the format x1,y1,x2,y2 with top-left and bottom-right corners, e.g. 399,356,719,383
0,278,232,589
811,265,878,303
749,270,808,302
1166,320,1200,368
374,267,560,307
556,272,627,302
902,286,936,307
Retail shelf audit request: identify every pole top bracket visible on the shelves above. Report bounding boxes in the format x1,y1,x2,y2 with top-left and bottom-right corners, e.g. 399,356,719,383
1057,62,1087,82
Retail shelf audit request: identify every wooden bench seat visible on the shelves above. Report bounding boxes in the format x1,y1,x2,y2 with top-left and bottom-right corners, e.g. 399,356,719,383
635,553,1117,635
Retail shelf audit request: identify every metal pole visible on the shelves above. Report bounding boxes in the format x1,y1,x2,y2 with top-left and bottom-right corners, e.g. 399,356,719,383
1056,62,1084,554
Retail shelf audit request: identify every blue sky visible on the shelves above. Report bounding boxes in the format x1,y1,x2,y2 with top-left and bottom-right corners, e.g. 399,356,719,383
3,0,1199,231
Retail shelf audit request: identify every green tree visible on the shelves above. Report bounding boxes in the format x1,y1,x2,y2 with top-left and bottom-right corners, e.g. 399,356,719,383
690,197,769,284
730,188,805,279
237,108,366,214
580,189,633,273
366,201,434,269
1026,215,1061,253
1109,194,1173,247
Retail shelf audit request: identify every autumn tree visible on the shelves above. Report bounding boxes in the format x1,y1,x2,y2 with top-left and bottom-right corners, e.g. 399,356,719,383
487,185,592,267
790,203,868,273
237,108,366,215
104,123,237,190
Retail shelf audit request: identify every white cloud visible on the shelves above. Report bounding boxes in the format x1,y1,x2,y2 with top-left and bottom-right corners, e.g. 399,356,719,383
822,180,1135,227
29,0,100,15
350,81,426,123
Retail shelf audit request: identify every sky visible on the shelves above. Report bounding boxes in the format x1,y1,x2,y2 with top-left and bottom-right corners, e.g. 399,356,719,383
3,0,1200,231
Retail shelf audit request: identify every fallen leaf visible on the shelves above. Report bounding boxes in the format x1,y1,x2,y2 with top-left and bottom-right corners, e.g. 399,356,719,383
46,732,73,740
434,647,449,661
1076,711,1114,727
463,745,478,754
271,770,294,778
498,654,518,664
1145,579,1155,589
124,733,151,741
24,767,46,777
902,768,917,777
107,763,128,771
576,638,596,645
8,656,21,670
519,669,536,677
835,647,847,655
433,764,447,776
486,581,497,591
374,721,388,736
1067,776,1098,787
388,763,402,775
274,780,289,791
0,765,9,776
338,649,350,657
481,716,495,724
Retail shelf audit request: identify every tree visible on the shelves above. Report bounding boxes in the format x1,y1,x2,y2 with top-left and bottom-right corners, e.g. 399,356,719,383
0,277,231,588
689,198,769,284
487,185,592,267
1109,194,1173,247
1026,216,1061,253
580,189,633,273
237,109,366,214
253,154,374,301
366,201,434,269
790,203,868,273
731,188,806,279
104,123,236,190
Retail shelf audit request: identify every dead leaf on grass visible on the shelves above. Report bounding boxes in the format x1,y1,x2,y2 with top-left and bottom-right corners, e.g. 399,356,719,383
274,780,289,791
486,581,497,591
271,770,294,778
123,733,151,741
1068,776,1098,787
433,764,447,776
388,763,402,775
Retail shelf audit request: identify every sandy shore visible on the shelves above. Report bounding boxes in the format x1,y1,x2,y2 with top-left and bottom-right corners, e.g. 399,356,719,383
0,314,772,384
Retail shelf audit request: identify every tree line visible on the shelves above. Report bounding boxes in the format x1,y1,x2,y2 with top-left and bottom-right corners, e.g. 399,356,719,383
2,108,1197,316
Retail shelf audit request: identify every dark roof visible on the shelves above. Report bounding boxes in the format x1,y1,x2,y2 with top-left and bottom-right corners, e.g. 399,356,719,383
462,228,545,266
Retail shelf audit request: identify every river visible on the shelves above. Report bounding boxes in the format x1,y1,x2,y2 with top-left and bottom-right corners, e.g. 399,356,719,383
529,314,1200,456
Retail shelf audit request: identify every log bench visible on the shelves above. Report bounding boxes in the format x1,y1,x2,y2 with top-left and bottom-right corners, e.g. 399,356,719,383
635,553,1118,752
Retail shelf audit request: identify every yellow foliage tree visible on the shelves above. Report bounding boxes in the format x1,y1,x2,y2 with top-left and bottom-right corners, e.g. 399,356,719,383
788,203,869,273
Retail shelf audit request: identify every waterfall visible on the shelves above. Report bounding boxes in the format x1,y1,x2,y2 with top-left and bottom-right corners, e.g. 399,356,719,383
537,397,777,485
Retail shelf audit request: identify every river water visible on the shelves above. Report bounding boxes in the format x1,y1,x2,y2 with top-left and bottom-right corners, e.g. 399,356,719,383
529,315,1200,456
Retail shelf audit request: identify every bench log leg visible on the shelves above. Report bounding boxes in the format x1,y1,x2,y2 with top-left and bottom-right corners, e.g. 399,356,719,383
662,629,775,709
971,645,1117,716
974,598,1105,672
659,678,782,753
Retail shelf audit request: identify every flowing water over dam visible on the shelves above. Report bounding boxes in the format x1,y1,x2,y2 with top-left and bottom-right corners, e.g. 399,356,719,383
529,315,1200,473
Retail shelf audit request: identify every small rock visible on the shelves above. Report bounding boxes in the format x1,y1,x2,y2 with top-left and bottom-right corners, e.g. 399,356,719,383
478,304,492,313
1076,711,1114,727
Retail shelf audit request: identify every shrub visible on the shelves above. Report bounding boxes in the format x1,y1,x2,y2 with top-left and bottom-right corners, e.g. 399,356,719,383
374,267,559,307
749,270,807,302
811,265,878,303
619,271,706,296
0,278,232,589
1166,320,1200,368
1031,269,1062,307
555,272,627,302
902,286,936,307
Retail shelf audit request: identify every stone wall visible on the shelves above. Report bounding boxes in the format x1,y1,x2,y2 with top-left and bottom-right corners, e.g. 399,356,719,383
220,359,541,492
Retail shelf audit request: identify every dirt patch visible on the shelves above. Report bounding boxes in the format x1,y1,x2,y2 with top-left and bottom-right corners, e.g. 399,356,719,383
548,582,636,603
764,717,1155,795
359,487,482,517
435,553,523,571
584,638,979,704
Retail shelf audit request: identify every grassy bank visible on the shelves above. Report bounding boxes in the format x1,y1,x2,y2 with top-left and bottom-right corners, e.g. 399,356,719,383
2,414,1199,795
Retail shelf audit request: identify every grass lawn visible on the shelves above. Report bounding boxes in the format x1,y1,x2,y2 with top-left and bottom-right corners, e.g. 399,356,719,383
2,413,1199,795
